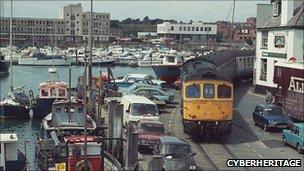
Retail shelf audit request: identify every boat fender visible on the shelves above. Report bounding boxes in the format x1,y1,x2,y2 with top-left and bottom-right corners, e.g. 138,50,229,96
76,160,93,171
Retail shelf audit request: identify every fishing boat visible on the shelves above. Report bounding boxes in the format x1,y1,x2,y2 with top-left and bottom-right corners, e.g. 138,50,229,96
151,54,184,83
35,133,122,171
30,67,68,118
0,133,27,171
0,53,9,76
41,99,97,138
0,1,30,120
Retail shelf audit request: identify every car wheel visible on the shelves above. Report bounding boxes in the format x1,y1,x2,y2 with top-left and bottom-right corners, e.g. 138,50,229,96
282,136,287,146
296,143,303,154
263,124,269,132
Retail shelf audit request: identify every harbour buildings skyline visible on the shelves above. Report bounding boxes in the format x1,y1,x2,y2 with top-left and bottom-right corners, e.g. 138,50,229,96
0,3,110,47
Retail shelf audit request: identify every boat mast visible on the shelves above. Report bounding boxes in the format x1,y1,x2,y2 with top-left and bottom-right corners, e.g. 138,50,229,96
84,0,93,167
230,0,236,48
88,0,93,89
9,0,13,92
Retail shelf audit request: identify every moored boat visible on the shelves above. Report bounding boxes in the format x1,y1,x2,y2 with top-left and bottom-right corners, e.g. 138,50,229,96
0,133,27,171
41,99,97,138
30,67,68,118
0,90,30,119
151,54,184,83
18,52,71,66
35,134,114,171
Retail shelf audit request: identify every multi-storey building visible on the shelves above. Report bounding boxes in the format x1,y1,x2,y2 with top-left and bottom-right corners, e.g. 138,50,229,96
157,22,217,42
0,3,110,47
254,0,303,93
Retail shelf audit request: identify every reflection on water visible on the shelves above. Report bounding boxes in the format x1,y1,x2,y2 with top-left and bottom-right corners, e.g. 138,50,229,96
0,65,155,169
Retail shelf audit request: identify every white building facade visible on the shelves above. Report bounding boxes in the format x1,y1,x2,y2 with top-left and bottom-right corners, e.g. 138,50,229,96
254,0,303,93
157,22,217,42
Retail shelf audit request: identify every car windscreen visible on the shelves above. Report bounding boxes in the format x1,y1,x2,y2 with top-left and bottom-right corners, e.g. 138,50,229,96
131,103,158,116
264,106,285,115
161,144,191,156
139,123,165,133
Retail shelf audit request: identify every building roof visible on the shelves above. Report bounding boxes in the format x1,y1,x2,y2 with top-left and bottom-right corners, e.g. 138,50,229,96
257,4,304,29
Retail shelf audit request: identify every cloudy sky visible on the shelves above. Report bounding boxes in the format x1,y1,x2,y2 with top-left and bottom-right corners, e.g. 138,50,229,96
2,0,268,22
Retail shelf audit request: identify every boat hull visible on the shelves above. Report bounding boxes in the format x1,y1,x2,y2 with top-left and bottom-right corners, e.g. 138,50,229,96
0,105,30,119
152,65,181,83
18,58,71,66
31,98,56,118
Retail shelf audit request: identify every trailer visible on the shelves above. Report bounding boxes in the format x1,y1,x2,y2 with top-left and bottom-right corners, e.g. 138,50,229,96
273,61,304,122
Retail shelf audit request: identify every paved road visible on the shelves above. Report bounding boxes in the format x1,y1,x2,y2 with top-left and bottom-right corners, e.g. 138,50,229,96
139,84,303,171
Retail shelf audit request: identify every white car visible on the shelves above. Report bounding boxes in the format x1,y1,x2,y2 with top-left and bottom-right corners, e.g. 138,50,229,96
121,95,159,124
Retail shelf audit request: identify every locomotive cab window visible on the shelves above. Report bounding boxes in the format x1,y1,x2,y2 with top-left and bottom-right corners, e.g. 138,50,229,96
203,84,215,99
186,84,200,98
217,84,232,98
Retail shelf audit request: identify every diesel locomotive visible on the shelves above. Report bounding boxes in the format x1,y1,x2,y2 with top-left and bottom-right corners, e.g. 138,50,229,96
180,50,255,139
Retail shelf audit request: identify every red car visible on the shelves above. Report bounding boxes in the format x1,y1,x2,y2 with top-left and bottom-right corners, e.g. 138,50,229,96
137,120,168,150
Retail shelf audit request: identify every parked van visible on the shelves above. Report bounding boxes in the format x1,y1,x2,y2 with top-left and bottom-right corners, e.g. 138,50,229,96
121,95,159,124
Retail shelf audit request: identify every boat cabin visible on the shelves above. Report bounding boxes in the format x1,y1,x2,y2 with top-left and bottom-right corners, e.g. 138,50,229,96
39,82,68,99
42,100,97,137
64,136,103,171
162,54,184,65
0,134,26,171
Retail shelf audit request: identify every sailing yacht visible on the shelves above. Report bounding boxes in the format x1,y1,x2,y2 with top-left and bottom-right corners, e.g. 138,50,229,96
0,0,30,119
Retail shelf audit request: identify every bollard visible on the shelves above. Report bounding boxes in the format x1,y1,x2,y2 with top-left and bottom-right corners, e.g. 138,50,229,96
107,100,117,153
125,124,139,170
112,103,123,163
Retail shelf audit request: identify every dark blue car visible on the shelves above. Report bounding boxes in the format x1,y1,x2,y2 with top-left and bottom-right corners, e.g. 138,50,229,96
253,104,292,132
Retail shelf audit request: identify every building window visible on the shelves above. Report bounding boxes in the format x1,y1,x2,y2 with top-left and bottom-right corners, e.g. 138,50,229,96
261,31,268,49
209,27,211,31
171,26,174,31
184,26,186,31
200,27,203,31
179,26,182,31
260,59,267,81
188,27,190,31
196,27,199,31
273,1,281,17
67,14,69,16
192,27,195,31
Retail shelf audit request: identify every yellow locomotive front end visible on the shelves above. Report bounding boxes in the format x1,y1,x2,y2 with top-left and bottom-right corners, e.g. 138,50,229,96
182,80,233,138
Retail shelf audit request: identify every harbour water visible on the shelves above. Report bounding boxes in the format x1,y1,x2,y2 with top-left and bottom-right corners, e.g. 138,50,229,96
0,65,155,169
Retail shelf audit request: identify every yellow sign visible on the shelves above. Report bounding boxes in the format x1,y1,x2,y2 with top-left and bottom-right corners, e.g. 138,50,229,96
55,163,66,171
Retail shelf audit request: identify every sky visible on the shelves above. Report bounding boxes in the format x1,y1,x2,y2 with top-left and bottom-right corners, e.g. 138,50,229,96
2,0,269,22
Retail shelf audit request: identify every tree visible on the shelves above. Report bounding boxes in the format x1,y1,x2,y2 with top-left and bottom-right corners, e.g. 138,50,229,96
110,20,119,28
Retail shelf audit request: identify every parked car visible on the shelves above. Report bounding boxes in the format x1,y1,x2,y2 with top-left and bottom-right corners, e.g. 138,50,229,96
115,74,165,88
282,123,304,154
119,83,160,94
137,120,168,150
133,92,166,111
132,87,174,103
121,95,159,124
253,104,292,131
151,136,197,171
